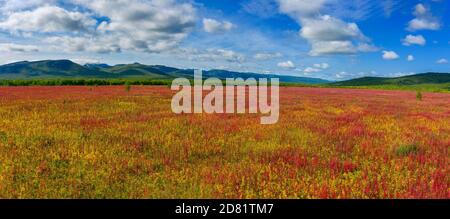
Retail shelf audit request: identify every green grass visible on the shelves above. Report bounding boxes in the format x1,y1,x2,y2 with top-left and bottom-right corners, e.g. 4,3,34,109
322,83,450,93
0,79,449,93
416,91,423,100
330,73,450,86
124,82,131,92
396,144,420,157
0,79,172,86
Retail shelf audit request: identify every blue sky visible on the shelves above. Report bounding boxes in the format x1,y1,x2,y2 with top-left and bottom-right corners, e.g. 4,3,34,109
0,0,449,80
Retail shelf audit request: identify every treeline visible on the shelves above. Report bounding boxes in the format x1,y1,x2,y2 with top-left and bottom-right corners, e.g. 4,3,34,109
322,83,450,93
0,79,172,86
0,78,315,87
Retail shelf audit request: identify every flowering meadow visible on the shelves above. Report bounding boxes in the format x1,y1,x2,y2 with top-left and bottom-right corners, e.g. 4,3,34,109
0,86,448,198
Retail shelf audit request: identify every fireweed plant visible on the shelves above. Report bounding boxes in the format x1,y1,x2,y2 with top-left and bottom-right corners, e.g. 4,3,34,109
171,70,280,125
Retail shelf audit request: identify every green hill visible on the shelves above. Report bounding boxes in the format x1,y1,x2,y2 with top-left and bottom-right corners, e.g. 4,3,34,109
0,60,329,84
0,60,110,78
331,73,450,86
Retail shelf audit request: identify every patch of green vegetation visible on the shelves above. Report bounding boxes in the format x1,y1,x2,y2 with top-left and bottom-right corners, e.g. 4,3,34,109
35,135,56,148
1,77,449,94
331,73,450,86
416,91,422,101
396,143,420,156
124,82,131,92
0,79,172,86
0,131,7,142
321,83,450,93
326,73,450,93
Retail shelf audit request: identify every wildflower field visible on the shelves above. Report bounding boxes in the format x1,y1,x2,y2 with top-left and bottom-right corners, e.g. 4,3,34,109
0,86,448,198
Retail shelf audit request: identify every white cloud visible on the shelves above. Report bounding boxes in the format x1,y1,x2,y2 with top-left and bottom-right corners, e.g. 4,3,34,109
381,1,397,18
408,19,440,31
313,63,330,69
276,1,376,56
0,0,57,13
180,48,245,63
0,0,197,53
436,58,448,64
389,72,416,77
302,15,371,56
212,49,245,62
303,67,321,73
77,0,196,52
335,71,349,79
309,41,357,56
300,15,367,42
45,36,121,53
71,57,101,65
297,63,330,74
277,60,295,69
382,50,399,60
357,43,379,52
407,55,414,61
402,34,426,46
0,43,39,52
407,4,440,31
0,5,96,33
203,18,234,33
414,3,427,16
254,52,282,60
277,0,325,19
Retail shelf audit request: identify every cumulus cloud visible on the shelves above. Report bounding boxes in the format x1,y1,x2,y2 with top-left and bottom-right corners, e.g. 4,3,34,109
402,34,426,46
303,67,321,73
313,63,330,69
45,36,121,53
408,19,440,31
335,71,349,79
300,15,367,42
407,4,440,31
298,62,330,74
309,41,357,56
436,58,448,64
254,52,282,60
414,3,427,16
0,0,57,12
277,0,325,19
212,49,245,62
0,5,96,33
76,0,196,52
357,43,379,52
407,55,414,61
179,48,245,63
276,0,375,56
70,57,102,65
277,60,295,69
203,18,234,33
0,43,39,52
382,50,399,60
0,0,197,53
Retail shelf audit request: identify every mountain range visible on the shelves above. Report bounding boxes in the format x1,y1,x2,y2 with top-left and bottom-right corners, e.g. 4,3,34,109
0,60,329,84
0,60,449,86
